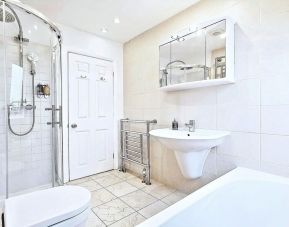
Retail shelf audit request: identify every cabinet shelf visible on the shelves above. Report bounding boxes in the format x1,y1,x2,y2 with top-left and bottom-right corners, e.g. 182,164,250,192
159,78,234,92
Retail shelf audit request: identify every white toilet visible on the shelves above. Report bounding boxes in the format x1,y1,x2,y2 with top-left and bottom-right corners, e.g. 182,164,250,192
4,185,91,227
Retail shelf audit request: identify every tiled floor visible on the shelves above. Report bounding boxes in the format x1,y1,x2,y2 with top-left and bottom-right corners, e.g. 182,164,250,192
68,170,188,227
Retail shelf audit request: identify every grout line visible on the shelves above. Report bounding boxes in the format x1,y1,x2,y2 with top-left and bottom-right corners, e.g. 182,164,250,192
74,171,180,226
93,199,136,226
118,190,159,212
90,208,107,226
107,211,144,227
89,188,117,209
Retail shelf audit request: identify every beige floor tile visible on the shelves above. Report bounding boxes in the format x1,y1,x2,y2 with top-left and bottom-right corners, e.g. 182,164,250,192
120,190,157,211
86,210,105,227
78,180,102,192
67,176,91,185
94,175,123,187
161,191,188,205
142,184,176,199
126,177,147,189
106,182,138,197
91,188,116,207
109,212,145,227
138,201,169,218
112,170,135,180
90,171,114,180
92,199,134,225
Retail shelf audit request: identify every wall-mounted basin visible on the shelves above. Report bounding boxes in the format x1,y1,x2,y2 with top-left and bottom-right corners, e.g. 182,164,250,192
150,128,230,179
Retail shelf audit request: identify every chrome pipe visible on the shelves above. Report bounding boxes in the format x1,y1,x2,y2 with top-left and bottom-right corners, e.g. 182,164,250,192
120,118,157,124
119,118,157,185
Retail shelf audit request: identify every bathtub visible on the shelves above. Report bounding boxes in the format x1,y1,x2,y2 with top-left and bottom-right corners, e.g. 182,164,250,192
137,167,289,227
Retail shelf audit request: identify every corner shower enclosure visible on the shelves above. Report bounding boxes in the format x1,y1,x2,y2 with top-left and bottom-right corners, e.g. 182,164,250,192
0,0,63,201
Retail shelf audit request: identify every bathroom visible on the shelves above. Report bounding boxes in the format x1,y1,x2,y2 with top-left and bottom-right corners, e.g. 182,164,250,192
1,0,289,226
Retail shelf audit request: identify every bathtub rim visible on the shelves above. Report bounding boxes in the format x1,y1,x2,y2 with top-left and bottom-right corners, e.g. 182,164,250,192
137,167,289,227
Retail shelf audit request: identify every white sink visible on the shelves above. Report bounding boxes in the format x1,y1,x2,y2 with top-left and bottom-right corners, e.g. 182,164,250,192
150,128,230,179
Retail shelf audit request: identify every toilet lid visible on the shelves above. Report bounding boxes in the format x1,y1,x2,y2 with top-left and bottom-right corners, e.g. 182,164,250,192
4,186,91,227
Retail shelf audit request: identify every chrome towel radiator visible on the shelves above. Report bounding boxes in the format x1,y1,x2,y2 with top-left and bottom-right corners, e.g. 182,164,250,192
120,118,157,185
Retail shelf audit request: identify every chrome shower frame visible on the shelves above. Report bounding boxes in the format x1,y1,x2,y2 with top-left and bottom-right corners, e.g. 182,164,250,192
4,0,62,136
2,0,64,197
4,0,62,40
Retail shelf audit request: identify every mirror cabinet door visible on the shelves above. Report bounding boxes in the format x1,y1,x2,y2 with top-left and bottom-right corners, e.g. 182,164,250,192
159,42,171,87
159,19,230,89
205,20,226,80
170,29,206,85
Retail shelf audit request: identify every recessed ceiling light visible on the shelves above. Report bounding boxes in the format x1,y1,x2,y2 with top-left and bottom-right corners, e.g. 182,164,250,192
33,24,38,30
28,29,31,34
101,28,108,33
114,17,120,24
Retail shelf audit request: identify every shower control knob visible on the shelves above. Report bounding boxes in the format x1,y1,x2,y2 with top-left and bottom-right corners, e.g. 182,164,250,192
71,123,77,128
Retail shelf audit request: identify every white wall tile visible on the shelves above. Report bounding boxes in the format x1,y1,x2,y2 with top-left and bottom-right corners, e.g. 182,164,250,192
261,106,289,135
216,154,260,176
234,27,260,80
260,161,289,178
217,104,260,133
184,105,217,129
261,134,289,166
217,79,260,106
218,132,260,160
177,87,217,106
261,76,289,105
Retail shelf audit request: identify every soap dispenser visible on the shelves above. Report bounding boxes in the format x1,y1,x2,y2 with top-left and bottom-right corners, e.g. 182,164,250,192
172,118,178,130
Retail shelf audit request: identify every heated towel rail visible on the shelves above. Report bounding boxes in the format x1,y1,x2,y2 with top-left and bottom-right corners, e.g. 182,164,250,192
119,118,157,185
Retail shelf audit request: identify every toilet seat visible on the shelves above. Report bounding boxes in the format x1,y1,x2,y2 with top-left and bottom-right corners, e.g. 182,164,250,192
4,186,91,227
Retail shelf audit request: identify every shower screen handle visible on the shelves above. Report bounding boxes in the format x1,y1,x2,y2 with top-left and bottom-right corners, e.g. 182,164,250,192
55,106,62,127
46,105,56,128
45,105,62,127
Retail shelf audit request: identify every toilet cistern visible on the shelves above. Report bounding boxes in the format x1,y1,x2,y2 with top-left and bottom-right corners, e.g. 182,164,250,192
185,120,195,132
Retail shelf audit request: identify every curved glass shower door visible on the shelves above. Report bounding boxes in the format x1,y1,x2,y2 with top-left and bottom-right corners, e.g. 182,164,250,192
0,1,63,197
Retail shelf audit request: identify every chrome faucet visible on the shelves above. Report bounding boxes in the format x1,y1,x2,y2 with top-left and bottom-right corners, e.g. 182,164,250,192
185,120,195,132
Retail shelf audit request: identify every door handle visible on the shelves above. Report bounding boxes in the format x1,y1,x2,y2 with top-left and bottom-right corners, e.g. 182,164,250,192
71,123,77,128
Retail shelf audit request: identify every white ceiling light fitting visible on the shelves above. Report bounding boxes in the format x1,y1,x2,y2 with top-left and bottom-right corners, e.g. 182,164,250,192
114,17,120,24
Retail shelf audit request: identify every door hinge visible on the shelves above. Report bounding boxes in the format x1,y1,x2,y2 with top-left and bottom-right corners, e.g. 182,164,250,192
113,153,114,159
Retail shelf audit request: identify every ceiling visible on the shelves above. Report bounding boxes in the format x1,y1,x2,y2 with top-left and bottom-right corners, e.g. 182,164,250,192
20,0,200,43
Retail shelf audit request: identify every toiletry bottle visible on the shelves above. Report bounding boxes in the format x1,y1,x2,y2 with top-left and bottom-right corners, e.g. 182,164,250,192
172,118,178,130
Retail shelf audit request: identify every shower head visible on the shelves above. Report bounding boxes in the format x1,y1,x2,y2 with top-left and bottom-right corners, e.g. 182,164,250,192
0,8,15,23
27,53,39,63
27,53,39,75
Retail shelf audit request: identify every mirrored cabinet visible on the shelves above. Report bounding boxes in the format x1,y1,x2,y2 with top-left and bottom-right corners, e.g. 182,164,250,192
159,18,235,91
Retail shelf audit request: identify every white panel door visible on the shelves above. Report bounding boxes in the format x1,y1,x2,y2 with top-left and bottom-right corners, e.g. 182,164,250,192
69,53,114,180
